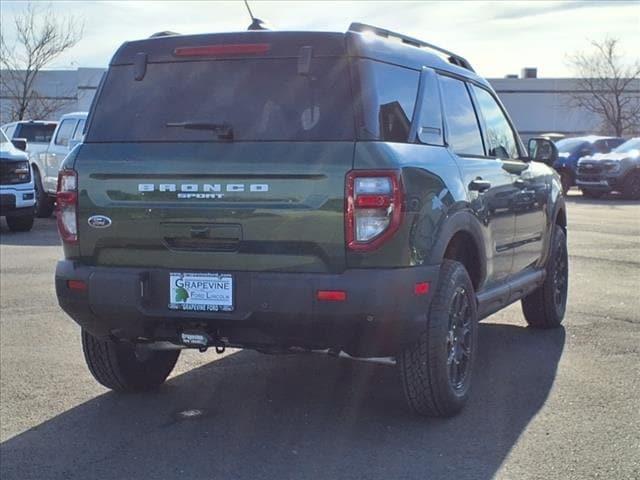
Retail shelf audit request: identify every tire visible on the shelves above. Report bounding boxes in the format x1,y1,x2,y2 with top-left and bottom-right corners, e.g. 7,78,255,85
81,329,180,392
398,260,478,417
559,171,572,195
581,189,604,199
622,171,640,200
522,225,568,329
33,168,55,218
6,214,34,232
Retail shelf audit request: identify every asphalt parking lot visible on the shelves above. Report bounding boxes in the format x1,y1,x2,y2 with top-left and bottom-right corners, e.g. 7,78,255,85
0,192,638,480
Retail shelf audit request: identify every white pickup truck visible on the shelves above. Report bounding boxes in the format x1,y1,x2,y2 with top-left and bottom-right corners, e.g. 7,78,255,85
3,113,88,217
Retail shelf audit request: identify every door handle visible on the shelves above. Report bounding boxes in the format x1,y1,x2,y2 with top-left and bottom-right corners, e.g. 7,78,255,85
514,178,526,188
469,179,491,192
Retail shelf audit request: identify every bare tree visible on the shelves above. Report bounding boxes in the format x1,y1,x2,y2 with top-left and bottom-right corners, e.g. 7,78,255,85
0,3,83,122
566,37,640,137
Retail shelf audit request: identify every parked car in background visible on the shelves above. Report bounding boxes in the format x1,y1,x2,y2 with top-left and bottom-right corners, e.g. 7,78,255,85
554,136,625,194
28,112,87,217
577,137,640,200
0,130,35,231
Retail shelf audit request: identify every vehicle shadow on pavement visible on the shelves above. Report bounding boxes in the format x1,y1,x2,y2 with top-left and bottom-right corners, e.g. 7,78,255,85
0,323,565,480
0,218,61,246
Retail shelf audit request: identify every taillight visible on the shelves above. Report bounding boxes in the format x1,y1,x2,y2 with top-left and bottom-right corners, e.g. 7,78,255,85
56,169,78,244
346,170,403,251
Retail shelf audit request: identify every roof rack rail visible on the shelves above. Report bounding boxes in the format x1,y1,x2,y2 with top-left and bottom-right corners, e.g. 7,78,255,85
348,22,475,73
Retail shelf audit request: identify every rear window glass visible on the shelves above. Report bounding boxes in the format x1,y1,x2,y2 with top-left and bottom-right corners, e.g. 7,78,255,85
15,124,56,143
86,58,354,142
356,59,419,143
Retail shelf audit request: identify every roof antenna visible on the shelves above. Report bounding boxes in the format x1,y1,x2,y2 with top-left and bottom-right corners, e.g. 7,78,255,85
244,0,269,30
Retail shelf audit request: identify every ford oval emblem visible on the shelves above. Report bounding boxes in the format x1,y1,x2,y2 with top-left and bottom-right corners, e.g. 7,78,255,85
88,215,112,228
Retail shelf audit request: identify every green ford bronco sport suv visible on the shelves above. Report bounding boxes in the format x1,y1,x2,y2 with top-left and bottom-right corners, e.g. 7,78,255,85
55,23,568,417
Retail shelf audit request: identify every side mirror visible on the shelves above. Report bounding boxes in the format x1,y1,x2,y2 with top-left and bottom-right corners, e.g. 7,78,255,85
11,138,27,152
528,137,558,166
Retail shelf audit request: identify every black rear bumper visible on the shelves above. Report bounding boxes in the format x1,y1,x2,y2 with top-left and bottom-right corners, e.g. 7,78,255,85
55,261,439,356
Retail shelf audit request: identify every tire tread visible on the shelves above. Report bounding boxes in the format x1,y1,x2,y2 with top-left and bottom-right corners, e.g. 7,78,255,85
81,330,179,392
398,260,477,417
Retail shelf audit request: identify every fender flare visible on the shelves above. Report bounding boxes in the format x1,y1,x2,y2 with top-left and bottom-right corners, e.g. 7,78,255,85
426,209,488,288
552,194,567,229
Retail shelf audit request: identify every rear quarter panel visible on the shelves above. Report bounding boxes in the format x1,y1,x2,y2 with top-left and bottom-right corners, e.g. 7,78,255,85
350,142,470,269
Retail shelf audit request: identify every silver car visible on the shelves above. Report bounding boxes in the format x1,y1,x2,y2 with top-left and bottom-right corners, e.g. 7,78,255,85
577,138,640,199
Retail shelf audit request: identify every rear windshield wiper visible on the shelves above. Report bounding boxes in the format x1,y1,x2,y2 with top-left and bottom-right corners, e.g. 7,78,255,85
166,121,233,139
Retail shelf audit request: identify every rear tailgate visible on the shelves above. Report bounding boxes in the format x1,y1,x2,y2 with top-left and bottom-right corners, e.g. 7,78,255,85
76,142,353,273
77,33,357,273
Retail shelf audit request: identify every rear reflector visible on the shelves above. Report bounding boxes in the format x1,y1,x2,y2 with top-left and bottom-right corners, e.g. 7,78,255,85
414,282,430,296
67,280,87,291
174,43,270,57
317,290,347,302
355,194,392,208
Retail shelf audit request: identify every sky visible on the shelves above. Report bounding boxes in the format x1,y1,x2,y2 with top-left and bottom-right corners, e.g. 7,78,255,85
1,0,639,78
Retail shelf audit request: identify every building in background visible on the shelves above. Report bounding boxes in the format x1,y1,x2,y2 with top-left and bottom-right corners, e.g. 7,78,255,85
0,68,103,124
1,67,638,140
490,67,638,142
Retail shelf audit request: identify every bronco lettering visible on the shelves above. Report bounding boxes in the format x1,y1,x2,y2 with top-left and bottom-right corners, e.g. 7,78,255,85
138,183,269,193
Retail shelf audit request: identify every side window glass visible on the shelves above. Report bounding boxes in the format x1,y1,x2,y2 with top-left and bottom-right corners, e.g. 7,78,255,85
415,70,444,145
438,75,484,156
54,120,76,147
4,125,16,138
471,85,519,159
73,119,86,141
357,59,420,143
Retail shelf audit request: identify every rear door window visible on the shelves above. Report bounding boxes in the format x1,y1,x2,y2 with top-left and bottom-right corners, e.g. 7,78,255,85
356,59,419,143
438,75,484,156
54,119,77,147
471,85,520,159
87,58,354,142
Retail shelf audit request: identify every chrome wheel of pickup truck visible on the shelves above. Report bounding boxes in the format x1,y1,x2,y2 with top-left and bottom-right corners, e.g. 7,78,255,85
398,260,478,417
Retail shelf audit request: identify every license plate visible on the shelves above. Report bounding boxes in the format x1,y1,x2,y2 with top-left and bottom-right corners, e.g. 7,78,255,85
168,273,233,312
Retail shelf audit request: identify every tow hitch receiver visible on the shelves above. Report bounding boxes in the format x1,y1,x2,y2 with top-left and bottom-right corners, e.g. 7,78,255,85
180,331,211,351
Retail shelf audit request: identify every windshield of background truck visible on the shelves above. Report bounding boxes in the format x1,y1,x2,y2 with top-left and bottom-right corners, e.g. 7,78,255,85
556,138,586,153
86,58,355,142
612,138,640,153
